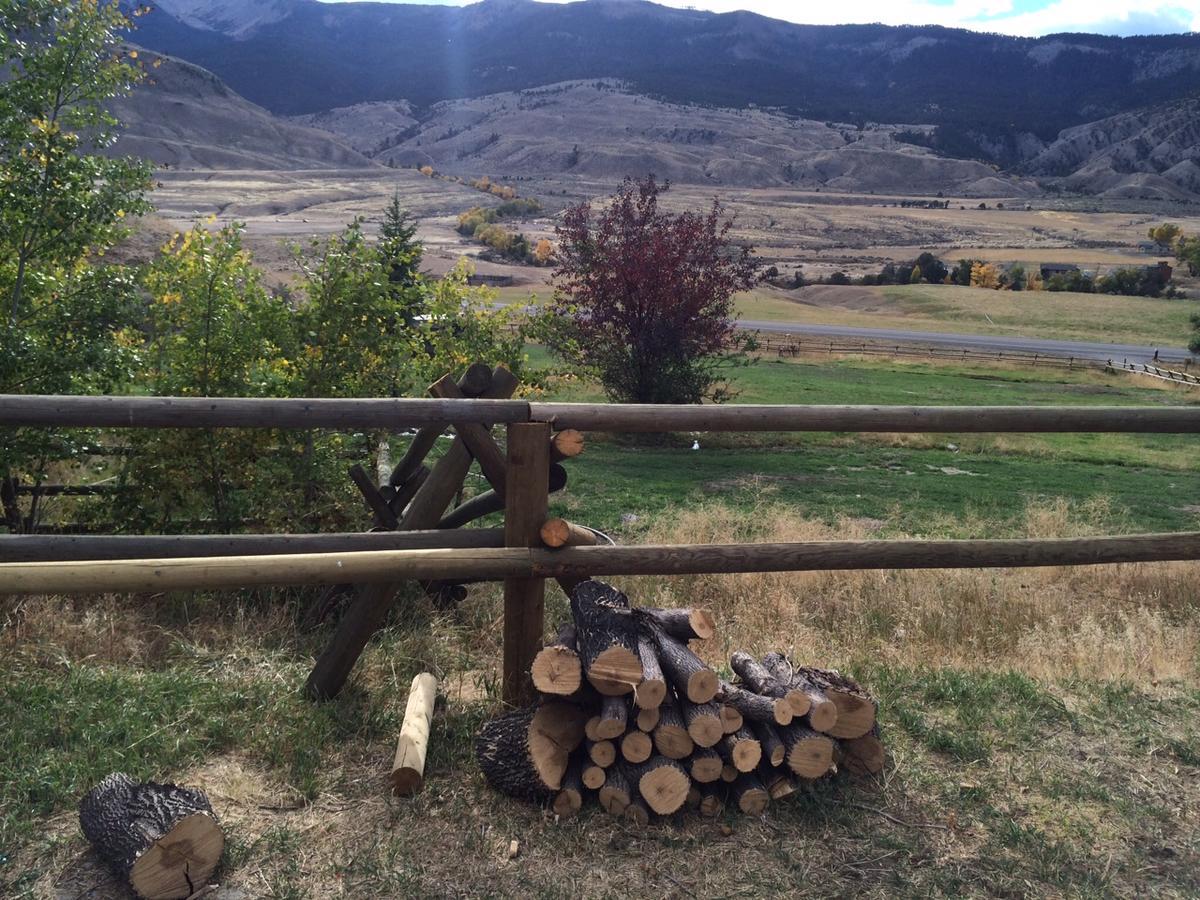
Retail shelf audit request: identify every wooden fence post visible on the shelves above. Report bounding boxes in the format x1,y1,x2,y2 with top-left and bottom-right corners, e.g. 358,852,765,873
503,421,551,705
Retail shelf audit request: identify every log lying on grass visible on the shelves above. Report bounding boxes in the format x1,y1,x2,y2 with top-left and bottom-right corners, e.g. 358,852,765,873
598,763,632,815
731,772,770,816
391,673,438,796
530,623,581,697
475,702,587,800
79,772,224,900
837,725,886,777
554,759,585,818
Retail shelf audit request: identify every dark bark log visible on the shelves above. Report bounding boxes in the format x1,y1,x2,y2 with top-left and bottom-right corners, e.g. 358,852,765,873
598,763,632,815
652,695,694,760
596,695,628,740
644,622,718,704
731,772,770,816
553,757,585,818
627,755,690,815
761,653,837,730
718,681,792,726
837,724,885,777
698,781,726,817
389,465,429,516
688,747,723,784
569,581,641,695
474,703,586,800
634,607,715,643
730,651,789,701
720,726,762,773
624,797,652,827
751,721,787,768
348,464,398,530
779,723,836,779
620,729,653,764
681,699,724,748
530,622,581,697
633,637,668,710
79,772,223,900
791,665,878,739
437,464,567,530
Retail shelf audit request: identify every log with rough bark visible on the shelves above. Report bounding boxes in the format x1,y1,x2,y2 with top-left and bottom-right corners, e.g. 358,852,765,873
645,623,718,704
751,721,786,768
779,723,836,779
633,637,668,710
629,756,690,815
598,763,632,815
553,758,585,818
688,747,723,784
596,695,628,740
652,697,694,760
681,700,724,749
390,673,438,796
79,773,224,900
731,772,770,815
634,607,716,643
635,705,661,733
730,651,791,703
530,622,581,697
720,726,763,773
837,725,886,777
718,680,793,727
474,702,587,800
792,665,878,739
570,581,642,696
761,653,839,732
620,729,653,764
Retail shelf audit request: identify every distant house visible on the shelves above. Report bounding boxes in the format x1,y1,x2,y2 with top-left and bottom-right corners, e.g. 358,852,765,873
1138,241,1173,255
467,274,516,287
1040,263,1079,279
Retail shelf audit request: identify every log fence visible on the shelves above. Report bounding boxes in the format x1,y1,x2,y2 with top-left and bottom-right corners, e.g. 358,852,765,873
4,379,1200,703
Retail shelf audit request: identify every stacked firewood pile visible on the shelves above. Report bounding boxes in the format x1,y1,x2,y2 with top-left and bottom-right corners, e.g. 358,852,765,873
475,580,884,821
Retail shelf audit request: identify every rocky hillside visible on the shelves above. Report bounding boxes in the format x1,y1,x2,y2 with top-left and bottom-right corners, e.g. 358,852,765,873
289,101,418,157
305,81,1030,196
1024,98,1200,201
106,50,376,170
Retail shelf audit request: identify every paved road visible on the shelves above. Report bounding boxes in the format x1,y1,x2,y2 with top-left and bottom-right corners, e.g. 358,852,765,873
737,320,1194,366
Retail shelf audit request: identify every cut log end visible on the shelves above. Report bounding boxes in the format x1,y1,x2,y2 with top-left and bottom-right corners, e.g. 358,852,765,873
130,813,225,900
587,739,616,769
839,732,886,777
787,733,836,780
635,760,690,815
530,647,582,697
636,706,661,733
726,735,762,773
689,748,723,784
732,775,770,816
807,698,839,734
720,705,743,735
686,669,719,705
587,646,642,696
827,695,877,740
621,730,653,764
582,764,607,790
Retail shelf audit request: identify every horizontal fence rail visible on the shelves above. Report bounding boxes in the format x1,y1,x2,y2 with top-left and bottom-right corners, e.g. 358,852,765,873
3,532,1198,595
4,395,1200,433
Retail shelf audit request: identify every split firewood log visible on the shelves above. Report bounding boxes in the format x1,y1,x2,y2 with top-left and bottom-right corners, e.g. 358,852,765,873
633,637,668,710
760,653,840,733
687,747,723,784
620,729,653,764
836,725,886,777
718,681,793,727
652,696,694,760
553,758,585,818
570,581,642,696
79,773,224,900
596,695,628,740
644,622,718,704
634,607,716,643
598,763,632,815
720,726,763,773
475,702,587,800
635,705,661,732
731,772,770,815
530,623,582,697
628,755,690,815
751,720,787,768
681,699,724,748
697,781,725,817
778,723,836,779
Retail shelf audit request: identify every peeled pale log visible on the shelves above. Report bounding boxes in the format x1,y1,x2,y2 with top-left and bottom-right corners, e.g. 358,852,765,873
550,429,585,463
731,772,770,815
698,781,725,817
636,705,661,732
645,623,718,704
570,581,642,696
79,773,224,900
598,763,632,815
688,747,723,784
681,700,724,749
475,702,587,800
761,653,837,730
391,672,438,796
633,637,668,710
779,723,836,779
751,721,786,768
720,705,743,735
530,623,582,697
718,681,792,727
620,729,653,764
628,755,690,815
635,607,716,643
596,695,628,740
540,518,599,549
624,797,652,827
582,763,606,790
793,665,878,739
720,726,762,773
652,697,694,760
837,725,886,777
553,758,585,818
587,738,616,768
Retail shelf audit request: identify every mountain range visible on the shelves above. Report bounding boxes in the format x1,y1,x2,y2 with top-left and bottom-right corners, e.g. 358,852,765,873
114,0,1200,199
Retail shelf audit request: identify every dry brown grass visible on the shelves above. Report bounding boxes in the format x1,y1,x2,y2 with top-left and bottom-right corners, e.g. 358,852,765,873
616,498,1200,685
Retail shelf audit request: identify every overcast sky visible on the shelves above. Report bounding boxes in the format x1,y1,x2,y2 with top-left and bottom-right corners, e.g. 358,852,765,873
317,0,1200,36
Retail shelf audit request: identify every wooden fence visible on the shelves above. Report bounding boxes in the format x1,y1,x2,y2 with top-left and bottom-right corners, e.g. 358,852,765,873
3,391,1200,703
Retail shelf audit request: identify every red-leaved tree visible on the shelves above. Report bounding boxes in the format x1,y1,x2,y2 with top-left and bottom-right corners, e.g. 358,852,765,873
542,176,758,404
